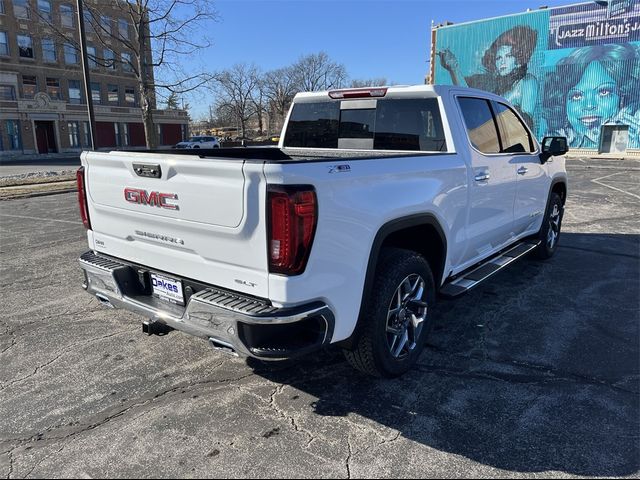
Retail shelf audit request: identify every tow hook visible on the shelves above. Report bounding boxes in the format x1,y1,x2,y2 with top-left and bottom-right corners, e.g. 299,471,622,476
142,320,173,336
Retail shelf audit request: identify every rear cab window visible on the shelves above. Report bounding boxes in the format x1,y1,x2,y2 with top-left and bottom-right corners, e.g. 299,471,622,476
283,97,447,152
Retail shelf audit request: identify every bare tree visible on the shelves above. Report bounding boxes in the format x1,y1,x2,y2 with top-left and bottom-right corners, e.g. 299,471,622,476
291,52,347,92
40,0,217,148
263,66,297,134
212,64,261,142
349,78,388,88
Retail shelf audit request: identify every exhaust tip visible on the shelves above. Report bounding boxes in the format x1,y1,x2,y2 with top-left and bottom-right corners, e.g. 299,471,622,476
95,293,114,308
208,337,238,356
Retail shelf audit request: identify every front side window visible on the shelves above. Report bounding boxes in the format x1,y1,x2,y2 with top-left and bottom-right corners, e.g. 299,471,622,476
37,0,51,21
64,43,78,64
494,102,535,153
60,4,73,28
42,38,56,61
22,75,36,98
457,97,500,154
108,84,118,103
6,120,21,150
0,32,8,56
46,77,60,99
13,0,29,19
17,34,33,58
68,121,80,147
0,84,16,100
68,79,81,104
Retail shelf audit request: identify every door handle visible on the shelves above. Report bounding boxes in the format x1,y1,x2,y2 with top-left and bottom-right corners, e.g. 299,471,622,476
474,172,490,182
517,166,529,175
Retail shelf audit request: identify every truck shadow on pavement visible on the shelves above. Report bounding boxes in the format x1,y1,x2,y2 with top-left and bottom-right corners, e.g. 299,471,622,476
250,232,640,476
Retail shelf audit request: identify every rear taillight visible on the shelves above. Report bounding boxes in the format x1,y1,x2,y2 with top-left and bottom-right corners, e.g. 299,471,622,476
268,185,317,275
76,166,91,229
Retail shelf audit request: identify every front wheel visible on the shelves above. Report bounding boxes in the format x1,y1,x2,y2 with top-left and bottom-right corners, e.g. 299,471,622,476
535,192,563,259
343,248,436,377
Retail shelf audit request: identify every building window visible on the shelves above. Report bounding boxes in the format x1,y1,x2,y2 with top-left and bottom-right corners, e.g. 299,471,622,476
87,45,97,68
68,80,81,104
17,35,33,59
13,0,29,19
6,120,21,150
37,0,51,21
108,84,118,104
103,49,115,69
0,0,4,14
118,19,129,39
121,52,133,72
124,86,135,105
68,121,80,147
90,82,100,103
42,38,56,62
100,16,111,34
60,4,74,28
46,77,61,99
0,32,8,56
22,75,36,98
83,9,94,32
0,84,16,100
64,43,78,64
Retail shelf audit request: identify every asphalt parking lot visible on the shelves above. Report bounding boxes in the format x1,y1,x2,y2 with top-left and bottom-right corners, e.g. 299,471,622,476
0,157,638,478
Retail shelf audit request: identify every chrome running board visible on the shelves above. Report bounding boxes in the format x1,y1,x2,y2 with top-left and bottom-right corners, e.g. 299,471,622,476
439,240,540,298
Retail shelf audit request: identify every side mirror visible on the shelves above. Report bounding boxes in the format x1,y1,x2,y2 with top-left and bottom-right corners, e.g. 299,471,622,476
540,136,568,164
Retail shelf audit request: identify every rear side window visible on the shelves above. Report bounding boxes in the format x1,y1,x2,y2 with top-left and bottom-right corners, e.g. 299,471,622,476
283,98,447,151
457,97,500,154
284,102,340,148
493,102,535,153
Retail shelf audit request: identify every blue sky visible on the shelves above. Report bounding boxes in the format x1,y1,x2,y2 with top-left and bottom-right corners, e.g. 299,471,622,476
185,0,579,117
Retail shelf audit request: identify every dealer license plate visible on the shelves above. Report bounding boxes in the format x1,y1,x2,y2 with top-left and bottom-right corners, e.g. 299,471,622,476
150,273,184,306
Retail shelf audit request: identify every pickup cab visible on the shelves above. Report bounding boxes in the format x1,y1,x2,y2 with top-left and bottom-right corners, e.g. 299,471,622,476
77,85,568,377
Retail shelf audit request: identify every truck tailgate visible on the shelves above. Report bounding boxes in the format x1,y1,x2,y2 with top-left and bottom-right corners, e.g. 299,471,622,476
82,151,269,298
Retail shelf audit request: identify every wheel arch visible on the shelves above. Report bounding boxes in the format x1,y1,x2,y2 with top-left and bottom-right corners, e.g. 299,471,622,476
339,214,447,349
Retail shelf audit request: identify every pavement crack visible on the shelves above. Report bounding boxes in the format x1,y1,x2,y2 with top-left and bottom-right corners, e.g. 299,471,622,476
267,384,315,448
22,445,64,479
0,330,130,392
6,451,13,480
345,434,353,479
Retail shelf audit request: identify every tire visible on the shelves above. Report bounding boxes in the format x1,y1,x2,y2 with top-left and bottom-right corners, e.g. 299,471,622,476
193,145,200,149
535,192,564,260
343,248,436,378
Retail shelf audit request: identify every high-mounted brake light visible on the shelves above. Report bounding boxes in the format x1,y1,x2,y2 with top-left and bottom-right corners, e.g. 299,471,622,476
268,185,317,275
76,166,91,229
328,87,388,99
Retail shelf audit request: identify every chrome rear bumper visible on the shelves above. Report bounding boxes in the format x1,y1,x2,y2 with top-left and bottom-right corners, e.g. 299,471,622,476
79,251,334,359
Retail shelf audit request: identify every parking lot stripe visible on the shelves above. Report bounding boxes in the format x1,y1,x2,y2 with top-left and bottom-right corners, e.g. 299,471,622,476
591,173,640,200
0,213,81,225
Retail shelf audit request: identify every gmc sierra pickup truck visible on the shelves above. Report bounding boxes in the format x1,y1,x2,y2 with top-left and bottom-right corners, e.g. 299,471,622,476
77,85,568,377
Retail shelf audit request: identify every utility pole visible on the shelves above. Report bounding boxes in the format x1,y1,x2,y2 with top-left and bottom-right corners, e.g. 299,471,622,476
76,0,97,149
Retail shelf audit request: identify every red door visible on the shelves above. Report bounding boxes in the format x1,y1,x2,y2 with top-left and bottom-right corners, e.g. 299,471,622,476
35,121,57,154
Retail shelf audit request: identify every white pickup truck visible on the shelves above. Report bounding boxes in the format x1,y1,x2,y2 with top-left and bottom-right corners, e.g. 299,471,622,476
77,85,568,377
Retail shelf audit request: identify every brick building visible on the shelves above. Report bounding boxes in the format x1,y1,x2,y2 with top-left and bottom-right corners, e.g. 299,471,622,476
0,0,188,157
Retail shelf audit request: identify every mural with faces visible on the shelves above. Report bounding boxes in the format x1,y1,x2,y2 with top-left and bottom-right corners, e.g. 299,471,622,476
543,1,640,149
434,11,549,130
433,0,640,150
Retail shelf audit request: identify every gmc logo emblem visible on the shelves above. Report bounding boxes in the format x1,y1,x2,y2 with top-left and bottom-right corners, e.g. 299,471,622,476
124,188,179,210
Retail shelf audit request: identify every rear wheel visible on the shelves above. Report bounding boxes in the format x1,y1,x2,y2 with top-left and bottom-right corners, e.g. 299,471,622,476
343,248,436,377
535,192,563,259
